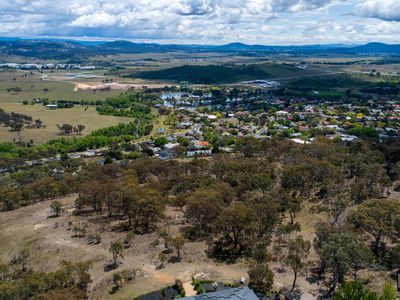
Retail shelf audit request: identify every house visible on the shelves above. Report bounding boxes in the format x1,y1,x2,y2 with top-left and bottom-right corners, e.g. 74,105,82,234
194,141,210,149
159,143,181,160
176,122,193,129
182,286,258,300
276,110,288,117
187,149,212,157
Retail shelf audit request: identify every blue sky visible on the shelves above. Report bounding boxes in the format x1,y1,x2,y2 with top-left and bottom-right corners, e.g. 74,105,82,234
1,0,400,45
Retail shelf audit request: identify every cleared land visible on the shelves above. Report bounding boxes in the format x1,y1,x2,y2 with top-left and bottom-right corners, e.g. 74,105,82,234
0,104,132,143
0,71,123,103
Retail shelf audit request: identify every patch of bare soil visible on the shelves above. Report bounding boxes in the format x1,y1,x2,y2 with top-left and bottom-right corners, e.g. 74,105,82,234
74,82,169,92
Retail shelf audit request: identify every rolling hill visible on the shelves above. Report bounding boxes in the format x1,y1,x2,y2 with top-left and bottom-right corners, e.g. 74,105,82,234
0,38,400,60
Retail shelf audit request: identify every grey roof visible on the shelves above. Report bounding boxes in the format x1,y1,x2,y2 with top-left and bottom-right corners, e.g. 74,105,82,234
183,287,258,300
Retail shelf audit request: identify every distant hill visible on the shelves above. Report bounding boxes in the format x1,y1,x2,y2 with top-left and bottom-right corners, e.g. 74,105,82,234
347,42,400,54
0,39,92,59
0,38,400,60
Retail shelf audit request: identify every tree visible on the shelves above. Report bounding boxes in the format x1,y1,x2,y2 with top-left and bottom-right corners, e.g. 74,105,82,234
112,273,122,290
247,191,281,237
34,119,43,128
76,124,85,135
281,191,303,225
213,202,257,254
171,236,185,260
61,260,92,291
248,264,274,294
326,188,350,225
109,241,124,267
348,199,400,256
333,281,378,300
158,252,168,269
251,242,271,265
9,122,23,143
50,200,62,217
58,124,74,135
235,136,261,157
136,188,164,233
333,281,396,300
285,236,311,292
186,188,224,237
154,136,168,148
318,232,368,294
124,232,135,249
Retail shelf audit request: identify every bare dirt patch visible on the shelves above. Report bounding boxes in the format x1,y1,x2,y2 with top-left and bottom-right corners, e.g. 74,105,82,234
74,82,169,92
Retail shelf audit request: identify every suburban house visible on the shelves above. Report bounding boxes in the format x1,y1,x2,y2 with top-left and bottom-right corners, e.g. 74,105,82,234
183,286,258,300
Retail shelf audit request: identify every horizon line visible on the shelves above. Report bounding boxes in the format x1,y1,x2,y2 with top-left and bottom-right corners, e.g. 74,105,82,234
2,35,397,47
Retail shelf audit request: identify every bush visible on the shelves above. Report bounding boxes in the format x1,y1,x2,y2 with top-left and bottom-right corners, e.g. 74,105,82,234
248,264,274,294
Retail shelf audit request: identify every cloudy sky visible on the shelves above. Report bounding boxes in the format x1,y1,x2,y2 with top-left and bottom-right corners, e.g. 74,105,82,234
1,0,399,45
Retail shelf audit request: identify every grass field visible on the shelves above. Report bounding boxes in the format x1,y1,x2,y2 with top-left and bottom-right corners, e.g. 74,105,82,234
0,70,124,103
0,104,132,143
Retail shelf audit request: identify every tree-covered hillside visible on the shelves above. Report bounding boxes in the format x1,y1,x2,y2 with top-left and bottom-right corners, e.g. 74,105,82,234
135,63,313,84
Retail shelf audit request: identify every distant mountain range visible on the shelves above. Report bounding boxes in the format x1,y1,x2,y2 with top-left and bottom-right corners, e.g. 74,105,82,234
0,38,399,60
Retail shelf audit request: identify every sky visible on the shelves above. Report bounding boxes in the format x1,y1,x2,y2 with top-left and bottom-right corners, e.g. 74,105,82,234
1,0,400,45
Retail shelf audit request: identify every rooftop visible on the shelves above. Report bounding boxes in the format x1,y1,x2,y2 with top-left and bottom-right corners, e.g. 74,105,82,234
183,287,258,300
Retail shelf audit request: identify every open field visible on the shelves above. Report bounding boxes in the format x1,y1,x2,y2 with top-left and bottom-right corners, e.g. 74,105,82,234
342,63,400,77
0,104,132,143
301,56,384,64
0,70,123,103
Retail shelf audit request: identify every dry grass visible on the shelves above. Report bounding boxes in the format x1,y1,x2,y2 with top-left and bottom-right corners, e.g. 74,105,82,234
0,72,123,103
0,103,132,143
0,196,248,300
0,194,394,299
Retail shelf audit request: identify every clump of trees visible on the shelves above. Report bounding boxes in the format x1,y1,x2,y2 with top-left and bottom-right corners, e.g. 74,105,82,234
56,124,85,135
0,108,44,143
96,91,157,119
0,254,92,299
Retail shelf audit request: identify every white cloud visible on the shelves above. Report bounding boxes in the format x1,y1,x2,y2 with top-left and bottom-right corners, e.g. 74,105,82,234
0,0,399,44
357,0,400,21
70,12,118,27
